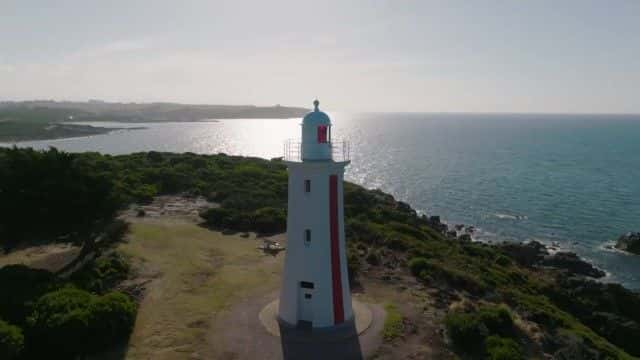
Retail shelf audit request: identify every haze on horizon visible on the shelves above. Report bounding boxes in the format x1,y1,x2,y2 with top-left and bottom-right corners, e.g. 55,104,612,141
1,0,639,114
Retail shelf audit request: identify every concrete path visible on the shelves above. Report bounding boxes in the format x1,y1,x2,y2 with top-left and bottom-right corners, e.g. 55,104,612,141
207,291,385,359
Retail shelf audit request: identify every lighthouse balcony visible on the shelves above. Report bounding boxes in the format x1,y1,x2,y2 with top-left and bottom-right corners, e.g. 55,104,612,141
283,139,350,163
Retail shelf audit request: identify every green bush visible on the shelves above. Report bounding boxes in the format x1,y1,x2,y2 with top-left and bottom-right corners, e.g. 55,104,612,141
0,320,24,360
446,305,518,357
485,336,523,360
430,261,487,294
347,247,361,285
27,287,136,358
88,292,138,350
383,303,404,342
478,305,514,337
71,252,130,293
365,250,381,265
408,257,430,277
495,255,512,267
445,311,488,354
252,207,286,234
200,207,251,232
0,265,56,326
0,147,120,251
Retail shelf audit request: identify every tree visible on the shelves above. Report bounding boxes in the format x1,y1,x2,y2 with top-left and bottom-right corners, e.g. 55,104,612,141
0,147,121,254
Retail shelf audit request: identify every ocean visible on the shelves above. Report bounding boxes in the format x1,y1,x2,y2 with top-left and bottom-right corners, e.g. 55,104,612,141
3,113,639,289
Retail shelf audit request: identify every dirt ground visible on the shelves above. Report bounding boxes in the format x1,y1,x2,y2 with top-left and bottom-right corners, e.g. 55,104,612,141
0,243,80,272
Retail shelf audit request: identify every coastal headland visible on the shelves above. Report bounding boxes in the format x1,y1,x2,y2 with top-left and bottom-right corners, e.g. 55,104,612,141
0,149,639,359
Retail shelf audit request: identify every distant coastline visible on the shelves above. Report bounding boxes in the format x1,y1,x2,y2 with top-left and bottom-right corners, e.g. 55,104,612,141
0,100,308,141
0,123,146,143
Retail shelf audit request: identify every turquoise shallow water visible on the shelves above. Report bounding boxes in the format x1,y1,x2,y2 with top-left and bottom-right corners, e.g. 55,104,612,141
4,113,640,289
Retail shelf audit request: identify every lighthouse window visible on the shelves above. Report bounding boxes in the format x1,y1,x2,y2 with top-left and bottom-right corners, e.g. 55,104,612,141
305,179,311,193
300,281,314,289
317,125,328,143
305,229,311,243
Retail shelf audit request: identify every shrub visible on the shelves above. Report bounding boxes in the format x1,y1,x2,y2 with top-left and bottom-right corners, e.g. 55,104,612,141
478,305,514,337
71,252,130,293
365,250,381,265
252,207,286,234
387,237,410,251
383,303,404,342
347,249,361,285
485,336,524,360
200,207,251,232
27,287,94,357
0,265,56,325
408,257,430,277
27,287,136,358
445,311,488,354
446,305,518,357
495,255,512,267
0,320,24,360
88,292,137,350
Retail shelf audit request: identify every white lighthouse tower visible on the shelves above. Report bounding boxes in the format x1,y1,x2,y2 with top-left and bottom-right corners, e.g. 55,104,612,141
279,100,353,330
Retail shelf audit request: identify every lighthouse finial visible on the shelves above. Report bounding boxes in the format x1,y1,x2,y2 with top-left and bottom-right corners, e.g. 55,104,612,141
313,99,320,111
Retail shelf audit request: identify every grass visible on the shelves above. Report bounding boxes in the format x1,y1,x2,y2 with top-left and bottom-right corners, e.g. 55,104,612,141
117,219,282,360
382,303,403,342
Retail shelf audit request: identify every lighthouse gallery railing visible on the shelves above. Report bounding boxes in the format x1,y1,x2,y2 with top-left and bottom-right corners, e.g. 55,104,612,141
283,139,350,162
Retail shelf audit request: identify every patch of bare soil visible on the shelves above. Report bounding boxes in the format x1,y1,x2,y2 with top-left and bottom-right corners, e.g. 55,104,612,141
121,195,215,222
0,243,80,272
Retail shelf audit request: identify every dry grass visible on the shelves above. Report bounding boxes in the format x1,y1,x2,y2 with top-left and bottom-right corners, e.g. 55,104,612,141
118,218,282,360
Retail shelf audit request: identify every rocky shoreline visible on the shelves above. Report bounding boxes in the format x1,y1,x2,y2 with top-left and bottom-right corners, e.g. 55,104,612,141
425,215,609,280
614,232,640,255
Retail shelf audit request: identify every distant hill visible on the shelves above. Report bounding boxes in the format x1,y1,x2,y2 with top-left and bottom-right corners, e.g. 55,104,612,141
0,100,309,142
0,100,309,123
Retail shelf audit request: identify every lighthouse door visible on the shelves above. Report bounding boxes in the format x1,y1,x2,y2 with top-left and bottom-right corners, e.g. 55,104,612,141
298,281,314,328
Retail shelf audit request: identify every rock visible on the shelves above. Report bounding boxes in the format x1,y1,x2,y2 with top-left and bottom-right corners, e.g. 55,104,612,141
396,201,416,217
541,252,605,278
446,230,457,239
426,215,448,234
615,232,640,255
454,224,465,231
499,240,548,267
466,226,476,233
458,234,472,242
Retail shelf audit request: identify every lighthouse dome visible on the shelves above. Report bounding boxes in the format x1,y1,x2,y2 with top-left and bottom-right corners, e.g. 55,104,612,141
301,99,332,161
303,99,331,126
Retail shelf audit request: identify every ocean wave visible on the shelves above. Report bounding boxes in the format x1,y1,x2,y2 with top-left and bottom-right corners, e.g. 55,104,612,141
598,241,637,256
494,213,528,220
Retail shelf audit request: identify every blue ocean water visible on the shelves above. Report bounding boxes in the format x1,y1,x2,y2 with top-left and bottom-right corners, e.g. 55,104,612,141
343,113,640,289
3,113,640,289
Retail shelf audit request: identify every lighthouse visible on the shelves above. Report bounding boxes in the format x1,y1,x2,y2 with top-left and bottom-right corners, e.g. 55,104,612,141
279,100,353,330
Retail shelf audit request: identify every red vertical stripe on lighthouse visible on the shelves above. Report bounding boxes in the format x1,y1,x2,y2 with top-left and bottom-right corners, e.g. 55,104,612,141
329,174,344,324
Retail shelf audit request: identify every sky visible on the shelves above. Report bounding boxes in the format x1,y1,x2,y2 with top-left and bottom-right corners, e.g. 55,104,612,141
1,0,639,113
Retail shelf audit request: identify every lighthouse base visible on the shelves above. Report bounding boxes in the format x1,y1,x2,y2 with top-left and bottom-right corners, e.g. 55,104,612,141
259,299,373,338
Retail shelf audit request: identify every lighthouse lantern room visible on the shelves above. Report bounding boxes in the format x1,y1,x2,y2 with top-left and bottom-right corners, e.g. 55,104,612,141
279,100,353,329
